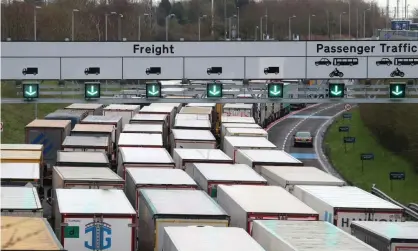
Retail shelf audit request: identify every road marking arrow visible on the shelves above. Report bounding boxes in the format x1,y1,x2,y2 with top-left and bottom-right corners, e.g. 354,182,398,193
209,85,220,96
148,85,160,96
330,86,342,96
391,86,403,96
25,86,37,96
269,85,281,96
86,86,98,96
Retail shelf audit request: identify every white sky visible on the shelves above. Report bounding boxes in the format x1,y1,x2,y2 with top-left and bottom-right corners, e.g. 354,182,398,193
374,0,417,17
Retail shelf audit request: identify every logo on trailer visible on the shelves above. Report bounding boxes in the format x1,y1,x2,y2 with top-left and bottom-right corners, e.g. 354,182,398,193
84,220,112,250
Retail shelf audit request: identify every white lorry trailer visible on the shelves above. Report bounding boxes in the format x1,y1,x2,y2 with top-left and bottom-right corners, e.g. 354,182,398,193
162,226,266,251
62,135,110,153
125,168,198,216
122,124,166,148
216,185,319,233
103,104,141,127
139,105,176,128
56,151,110,168
173,148,233,170
224,127,268,139
173,119,211,130
221,115,256,124
170,129,217,155
223,137,278,162
220,123,261,146
1,163,40,188
351,221,418,251
118,133,163,148
223,103,254,117
81,115,123,147
175,113,209,121
137,189,230,251
260,166,345,192
54,189,136,251
292,185,404,233
252,220,378,251
235,149,303,172
117,147,175,179
65,103,104,115
179,106,214,125
1,186,43,217
187,163,267,198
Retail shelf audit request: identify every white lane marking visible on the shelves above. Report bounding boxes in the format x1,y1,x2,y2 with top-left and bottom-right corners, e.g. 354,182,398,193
282,104,341,150
265,104,321,131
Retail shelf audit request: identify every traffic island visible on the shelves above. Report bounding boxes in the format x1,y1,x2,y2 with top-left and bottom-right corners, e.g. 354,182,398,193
323,108,418,204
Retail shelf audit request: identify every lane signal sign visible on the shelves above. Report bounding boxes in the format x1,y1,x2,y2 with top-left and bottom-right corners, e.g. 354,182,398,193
23,83,39,99
389,83,406,99
328,83,345,98
267,83,284,98
146,83,162,98
84,83,101,99
207,83,223,98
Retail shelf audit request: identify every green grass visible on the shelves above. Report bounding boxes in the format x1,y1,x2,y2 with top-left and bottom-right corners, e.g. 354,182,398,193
324,108,418,204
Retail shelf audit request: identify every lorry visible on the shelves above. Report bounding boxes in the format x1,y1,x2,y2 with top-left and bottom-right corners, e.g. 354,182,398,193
223,103,254,117
103,104,141,127
1,163,41,188
56,151,110,168
170,129,217,155
216,185,319,233
235,149,303,173
81,115,123,151
0,150,43,186
224,127,268,139
1,143,43,152
173,119,211,130
1,216,65,251
351,221,418,251
125,168,198,214
54,189,136,251
123,124,166,148
118,133,163,148
179,106,214,127
1,187,43,217
130,114,169,146
221,115,256,124
223,137,278,162
173,148,233,170
62,136,110,153
252,220,378,251
149,102,182,115
175,113,210,121
44,110,89,129
292,185,404,233
162,226,266,251
65,103,104,115
137,189,230,251
117,147,175,179
260,166,346,192
138,105,176,128
187,163,267,198
220,123,261,145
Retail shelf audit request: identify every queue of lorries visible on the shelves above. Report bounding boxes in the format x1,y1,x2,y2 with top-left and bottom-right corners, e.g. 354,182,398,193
1,102,417,251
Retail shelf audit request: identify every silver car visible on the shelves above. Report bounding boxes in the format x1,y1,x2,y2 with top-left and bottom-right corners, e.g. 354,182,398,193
293,131,313,147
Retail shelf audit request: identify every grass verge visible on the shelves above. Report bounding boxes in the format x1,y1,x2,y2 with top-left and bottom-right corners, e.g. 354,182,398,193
324,108,418,204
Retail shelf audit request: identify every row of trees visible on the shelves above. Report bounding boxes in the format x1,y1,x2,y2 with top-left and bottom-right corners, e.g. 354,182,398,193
2,0,389,41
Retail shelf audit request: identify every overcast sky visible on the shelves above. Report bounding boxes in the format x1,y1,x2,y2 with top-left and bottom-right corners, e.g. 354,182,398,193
374,0,417,17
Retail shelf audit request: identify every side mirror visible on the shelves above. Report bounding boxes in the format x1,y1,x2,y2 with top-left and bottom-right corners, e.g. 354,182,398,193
293,134,296,136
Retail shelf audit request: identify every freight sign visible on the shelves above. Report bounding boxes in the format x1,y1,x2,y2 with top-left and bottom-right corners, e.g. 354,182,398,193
1,41,418,80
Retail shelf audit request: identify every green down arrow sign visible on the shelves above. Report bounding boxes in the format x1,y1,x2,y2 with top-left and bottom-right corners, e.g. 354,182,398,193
328,83,345,98
23,83,39,99
146,83,162,98
389,84,406,98
84,83,101,99
206,83,223,98
267,83,283,98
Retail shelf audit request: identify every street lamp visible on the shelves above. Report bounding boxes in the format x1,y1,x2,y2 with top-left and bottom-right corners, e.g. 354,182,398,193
237,7,240,39
255,26,259,41
339,12,346,39
118,14,123,41
138,13,149,40
165,14,175,41
229,14,237,40
34,6,41,41
308,14,315,40
198,15,207,41
363,8,370,38
105,12,117,41
71,9,79,41
260,15,267,40
288,15,296,40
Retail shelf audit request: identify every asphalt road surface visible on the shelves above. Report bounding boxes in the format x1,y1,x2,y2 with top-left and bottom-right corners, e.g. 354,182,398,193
268,103,346,168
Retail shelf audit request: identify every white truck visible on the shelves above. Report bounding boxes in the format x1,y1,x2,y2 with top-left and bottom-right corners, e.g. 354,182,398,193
162,226,266,251
137,189,230,251
221,115,256,124
173,148,233,170
216,185,319,233
1,163,41,188
123,123,166,148
174,119,211,130
220,123,262,146
235,149,303,172
1,187,43,217
149,102,182,115
187,163,268,198
179,106,214,125
62,135,110,153
260,166,345,192
117,147,175,179
139,105,176,128
118,133,163,148
170,129,217,155
65,103,104,115
81,115,123,147
223,137,278,162
224,127,268,139
103,104,141,127
351,221,418,251
175,113,210,121
223,103,254,117
252,220,378,251
125,168,199,215
292,185,404,233
54,189,136,251
56,151,110,168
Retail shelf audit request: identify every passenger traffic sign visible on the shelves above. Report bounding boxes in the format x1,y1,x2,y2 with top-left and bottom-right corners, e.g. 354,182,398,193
146,83,162,98
206,83,223,98
84,83,101,99
267,83,284,98
328,83,345,98
22,83,39,99
389,83,406,98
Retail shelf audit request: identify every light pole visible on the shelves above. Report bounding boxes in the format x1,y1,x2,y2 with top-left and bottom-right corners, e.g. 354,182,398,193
254,26,259,41
224,0,227,40
198,15,207,41
288,15,296,40
34,6,41,41
260,15,266,40
228,15,236,40
105,12,117,41
339,12,346,39
118,14,123,41
71,9,79,41
363,8,370,38
308,14,315,40
138,13,149,40
237,7,240,39
165,14,175,41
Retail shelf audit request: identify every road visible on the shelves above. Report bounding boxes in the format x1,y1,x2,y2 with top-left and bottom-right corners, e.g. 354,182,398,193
268,103,346,169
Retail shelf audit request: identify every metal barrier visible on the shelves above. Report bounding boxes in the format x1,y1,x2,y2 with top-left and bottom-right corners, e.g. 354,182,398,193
408,203,418,213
